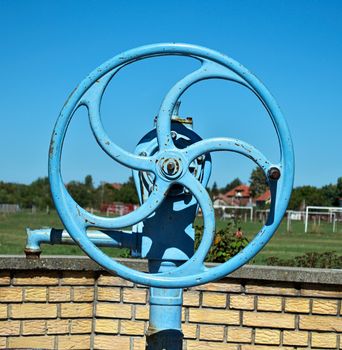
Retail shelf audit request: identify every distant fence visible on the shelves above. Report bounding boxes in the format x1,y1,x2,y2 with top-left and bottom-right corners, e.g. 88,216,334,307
0,204,20,213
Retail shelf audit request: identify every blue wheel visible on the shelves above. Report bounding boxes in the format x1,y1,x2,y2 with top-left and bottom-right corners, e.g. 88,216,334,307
49,43,294,288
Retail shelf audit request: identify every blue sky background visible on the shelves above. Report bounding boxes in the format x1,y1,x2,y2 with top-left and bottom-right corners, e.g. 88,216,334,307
0,0,341,188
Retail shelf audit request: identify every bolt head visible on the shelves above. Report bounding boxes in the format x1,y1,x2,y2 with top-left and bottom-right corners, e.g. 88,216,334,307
167,161,176,174
268,167,281,180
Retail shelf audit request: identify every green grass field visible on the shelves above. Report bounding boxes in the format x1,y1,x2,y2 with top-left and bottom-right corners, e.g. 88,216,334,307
0,210,341,265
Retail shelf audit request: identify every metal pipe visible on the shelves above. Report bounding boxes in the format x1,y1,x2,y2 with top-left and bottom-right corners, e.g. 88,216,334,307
25,228,140,258
146,261,183,349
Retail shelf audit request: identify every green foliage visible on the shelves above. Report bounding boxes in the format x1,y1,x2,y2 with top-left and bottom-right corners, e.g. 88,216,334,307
0,175,139,211
337,177,342,198
288,183,340,210
223,178,242,193
0,177,53,210
67,175,95,208
249,167,267,198
210,181,219,198
266,251,342,269
195,221,249,263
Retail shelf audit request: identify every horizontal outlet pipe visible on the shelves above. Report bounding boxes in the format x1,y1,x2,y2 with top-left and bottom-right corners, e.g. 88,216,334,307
25,228,140,257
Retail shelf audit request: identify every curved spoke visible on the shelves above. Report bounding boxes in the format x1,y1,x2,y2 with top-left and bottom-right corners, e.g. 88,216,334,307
182,137,273,173
52,174,170,230
156,60,253,151
80,68,155,172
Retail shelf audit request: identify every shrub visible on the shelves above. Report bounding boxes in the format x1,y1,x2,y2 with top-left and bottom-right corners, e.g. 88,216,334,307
195,221,249,263
266,252,342,269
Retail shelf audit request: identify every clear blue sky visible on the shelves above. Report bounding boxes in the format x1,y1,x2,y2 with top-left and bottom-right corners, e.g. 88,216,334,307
0,0,341,188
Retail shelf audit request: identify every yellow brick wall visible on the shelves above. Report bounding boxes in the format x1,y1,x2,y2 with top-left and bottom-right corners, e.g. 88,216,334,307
0,268,341,349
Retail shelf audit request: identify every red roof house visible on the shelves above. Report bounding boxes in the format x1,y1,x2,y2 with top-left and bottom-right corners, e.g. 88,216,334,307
255,190,271,207
215,184,252,206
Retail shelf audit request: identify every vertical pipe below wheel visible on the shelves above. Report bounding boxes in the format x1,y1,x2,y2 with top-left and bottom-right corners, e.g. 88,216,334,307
146,261,184,350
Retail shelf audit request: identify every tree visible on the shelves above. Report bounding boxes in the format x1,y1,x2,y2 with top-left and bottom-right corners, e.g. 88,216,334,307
337,177,342,198
249,167,267,198
67,175,95,208
211,182,219,198
321,184,338,206
223,178,242,193
288,186,326,210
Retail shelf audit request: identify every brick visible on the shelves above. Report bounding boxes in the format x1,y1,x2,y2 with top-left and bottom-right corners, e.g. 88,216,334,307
199,324,224,341
97,287,121,302
245,282,297,296
0,272,10,285
58,335,91,349
301,283,342,298
62,271,95,285
300,315,342,331
186,340,238,349
230,295,254,310
255,329,280,345
98,274,133,287
227,327,252,343
243,312,295,329
133,337,145,350
135,305,149,320
11,303,57,319
95,319,119,334
285,298,310,313
194,281,241,293
241,346,293,350
0,287,23,302
123,288,147,304
257,296,282,312
96,303,131,318
183,323,197,339
283,331,308,346
311,332,337,348
202,292,227,308
0,305,6,319
22,320,45,335
61,303,93,318
189,308,239,325
0,320,20,335
312,299,338,315
13,272,59,285
120,320,145,335
73,287,94,302
8,336,55,349
183,291,200,306
0,338,5,348
71,319,92,334
25,287,47,301
49,286,71,302
94,335,130,349
47,319,69,334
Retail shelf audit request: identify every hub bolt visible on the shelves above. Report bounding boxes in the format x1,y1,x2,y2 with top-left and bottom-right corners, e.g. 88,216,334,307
167,161,176,174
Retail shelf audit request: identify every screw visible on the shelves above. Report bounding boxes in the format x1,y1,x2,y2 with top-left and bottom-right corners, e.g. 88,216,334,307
268,167,281,180
167,162,176,174
171,131,177,140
